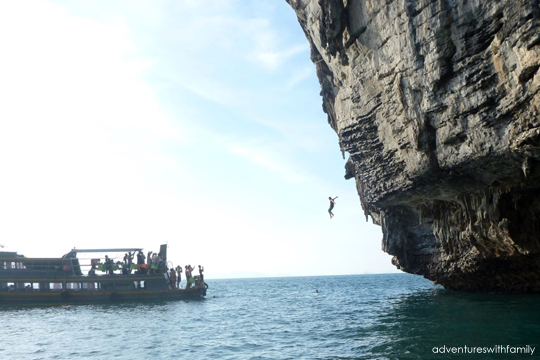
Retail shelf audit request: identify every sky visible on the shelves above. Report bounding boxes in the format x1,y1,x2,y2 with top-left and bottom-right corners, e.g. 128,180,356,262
0,0,399,279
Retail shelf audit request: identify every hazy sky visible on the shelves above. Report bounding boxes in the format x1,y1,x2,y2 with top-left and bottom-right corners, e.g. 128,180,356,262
0,0,398,278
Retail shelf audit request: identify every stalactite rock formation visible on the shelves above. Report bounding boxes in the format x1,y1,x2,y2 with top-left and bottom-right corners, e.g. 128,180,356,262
287,0,540,292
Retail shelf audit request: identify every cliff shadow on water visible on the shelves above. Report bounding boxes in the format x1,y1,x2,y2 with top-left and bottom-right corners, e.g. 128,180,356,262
352,287,540,358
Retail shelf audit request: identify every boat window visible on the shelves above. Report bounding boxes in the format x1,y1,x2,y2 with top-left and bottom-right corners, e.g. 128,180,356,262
23,283,34,291
50,282,63,291
83,282,99,291
66,282,81,291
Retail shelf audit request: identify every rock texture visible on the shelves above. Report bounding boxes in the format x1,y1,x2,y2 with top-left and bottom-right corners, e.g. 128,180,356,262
287,0,540,292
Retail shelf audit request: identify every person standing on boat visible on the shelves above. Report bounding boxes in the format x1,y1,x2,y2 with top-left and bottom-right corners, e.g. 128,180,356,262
137,250,145,265
104,255,114,275
88,264,96,276
185,265,194,288
328,196,338,219
122,253,132,274
127,251,134,273
169,268,177,289
198,265,204,283
151,253,159,274
136,251,146,274
176,265,182,288
158,255,166,274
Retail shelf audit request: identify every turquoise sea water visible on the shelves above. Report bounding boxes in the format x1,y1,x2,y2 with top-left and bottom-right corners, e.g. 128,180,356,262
1,273,539,359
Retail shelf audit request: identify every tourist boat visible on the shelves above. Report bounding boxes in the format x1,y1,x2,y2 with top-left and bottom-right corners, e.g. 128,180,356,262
0,244,207,307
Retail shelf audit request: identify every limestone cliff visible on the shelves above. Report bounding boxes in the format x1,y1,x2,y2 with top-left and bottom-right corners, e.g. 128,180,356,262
287,0,540,292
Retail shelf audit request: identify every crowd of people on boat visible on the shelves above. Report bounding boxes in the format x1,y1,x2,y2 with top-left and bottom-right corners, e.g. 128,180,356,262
87,250,168,276
132,250,169,275
85,250,204,289
169,264,204,289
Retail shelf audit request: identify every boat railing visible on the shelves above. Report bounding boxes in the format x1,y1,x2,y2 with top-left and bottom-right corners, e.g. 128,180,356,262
76,256,133,276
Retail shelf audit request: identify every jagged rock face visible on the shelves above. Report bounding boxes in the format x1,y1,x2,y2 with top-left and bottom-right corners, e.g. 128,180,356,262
287,0,540,292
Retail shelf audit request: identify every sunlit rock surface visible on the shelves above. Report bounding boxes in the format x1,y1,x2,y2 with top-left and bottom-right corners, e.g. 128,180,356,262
287,0,540,292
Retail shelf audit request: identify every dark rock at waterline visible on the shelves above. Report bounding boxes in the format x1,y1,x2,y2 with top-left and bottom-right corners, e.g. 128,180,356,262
287,0,540,292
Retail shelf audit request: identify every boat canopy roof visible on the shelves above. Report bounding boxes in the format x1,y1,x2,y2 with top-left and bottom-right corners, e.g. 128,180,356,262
0,251,23,259
70,248,143,253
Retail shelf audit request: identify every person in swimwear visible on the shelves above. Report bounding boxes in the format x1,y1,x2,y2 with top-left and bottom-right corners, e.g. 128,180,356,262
328,196,338,219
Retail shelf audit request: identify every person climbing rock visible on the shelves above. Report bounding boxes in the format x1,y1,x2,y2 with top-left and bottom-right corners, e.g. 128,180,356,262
328,196,338,219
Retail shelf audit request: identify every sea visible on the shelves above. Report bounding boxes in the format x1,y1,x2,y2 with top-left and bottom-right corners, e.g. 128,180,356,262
1,273,539,360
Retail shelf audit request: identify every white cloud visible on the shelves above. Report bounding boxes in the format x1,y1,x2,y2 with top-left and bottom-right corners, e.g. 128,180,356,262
228,143,306,183
253,43,309,70
285,65,314,89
